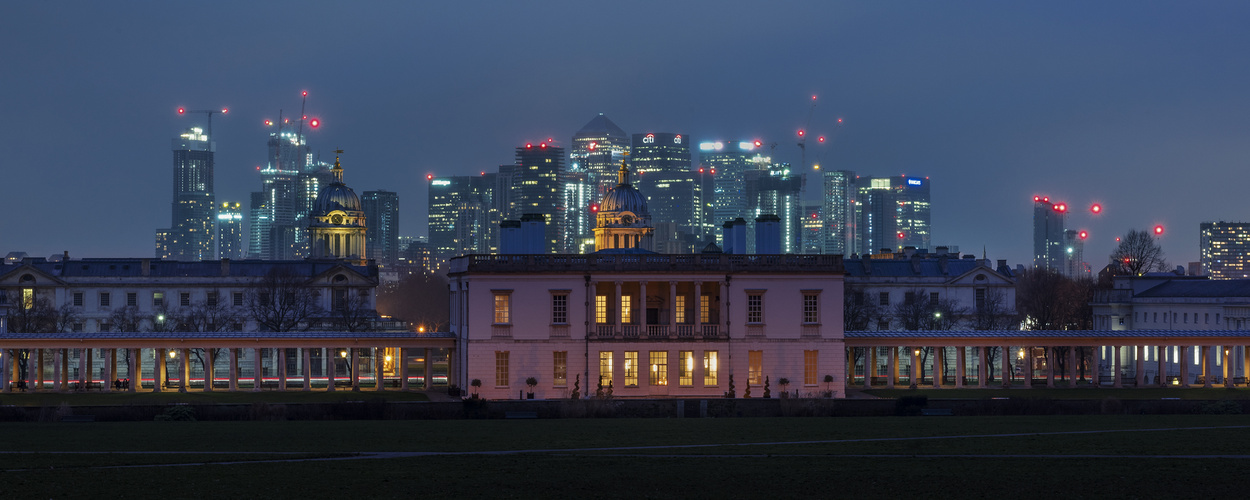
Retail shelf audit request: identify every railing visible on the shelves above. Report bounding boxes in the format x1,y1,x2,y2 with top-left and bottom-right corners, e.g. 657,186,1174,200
746,325,765,337
676,325,694,337
596,325,614,337
491,325,512,338
622,325,640,338
647,325,668,337
701,324,719,338
451,253,844,274
549,325,569,338
801,325,821,338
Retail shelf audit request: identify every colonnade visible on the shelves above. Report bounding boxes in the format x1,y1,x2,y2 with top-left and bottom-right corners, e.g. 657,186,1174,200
0,346,453,393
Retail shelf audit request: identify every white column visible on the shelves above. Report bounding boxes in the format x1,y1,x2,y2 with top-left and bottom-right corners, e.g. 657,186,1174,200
955,347,965,388
1068,346,1079,387
303,348,312,391
640,281,648,337
205,348,215,392
885,347,896,389
1046,347,1055,388
179,348,189,393
253,348,263,392
0,349,9,393
103,349,113,392
1203,346,1213,388
932,347,942,388
52,349,62,393
1180,346,1190,387
228,348,238,392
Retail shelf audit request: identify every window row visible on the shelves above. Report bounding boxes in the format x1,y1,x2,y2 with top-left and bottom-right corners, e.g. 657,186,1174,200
1138,311,1219,325
491,349,823,390
492,290,821,325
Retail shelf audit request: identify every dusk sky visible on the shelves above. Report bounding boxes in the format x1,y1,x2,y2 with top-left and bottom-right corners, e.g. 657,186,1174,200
3,2,1249,268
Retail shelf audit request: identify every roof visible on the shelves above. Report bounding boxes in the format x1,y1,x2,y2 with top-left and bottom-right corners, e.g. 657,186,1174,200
1134,279,1250,298
575,114,627,138
0,331,452,340
1,259,375,279
844,257,1012,278
847,329,1250,340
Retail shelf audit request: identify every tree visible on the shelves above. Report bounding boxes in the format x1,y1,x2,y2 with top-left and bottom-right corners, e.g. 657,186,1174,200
244,267,323,332
3,292,64,385
971,288,1016,331
1109,229,1167,276
843,284,880,331
327,287,376,332
180,295,243,382
892,289,968,382
1016,269,1096,330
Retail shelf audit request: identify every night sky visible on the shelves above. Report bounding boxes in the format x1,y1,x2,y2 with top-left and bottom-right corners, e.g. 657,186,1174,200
4,2,1249,269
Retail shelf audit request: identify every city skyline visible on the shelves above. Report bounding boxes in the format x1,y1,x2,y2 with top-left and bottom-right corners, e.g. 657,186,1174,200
5,2,1250,268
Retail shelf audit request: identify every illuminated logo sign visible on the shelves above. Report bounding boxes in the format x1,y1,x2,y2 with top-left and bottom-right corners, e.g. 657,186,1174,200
907,179,922,186
643,134,655,144
431,180,451,187
674,134,682,144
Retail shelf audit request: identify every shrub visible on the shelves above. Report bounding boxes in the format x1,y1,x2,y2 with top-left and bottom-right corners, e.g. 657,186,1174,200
155,405,197,421
1198,400,1242,415
895,395,928,416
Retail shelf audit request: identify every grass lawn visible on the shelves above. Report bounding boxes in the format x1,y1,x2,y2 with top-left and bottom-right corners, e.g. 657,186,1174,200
2,416,1249,498
863,386,1250,399
0,389,430,406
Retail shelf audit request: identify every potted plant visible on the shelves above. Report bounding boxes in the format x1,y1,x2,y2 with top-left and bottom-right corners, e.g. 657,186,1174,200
763,376,771,398
470,378,481,399
525,376,538,399
570,374,580,399
777,377,790,398
823,375,834,398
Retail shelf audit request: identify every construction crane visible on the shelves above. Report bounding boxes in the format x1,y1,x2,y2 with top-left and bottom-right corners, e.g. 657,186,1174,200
176,106,229,141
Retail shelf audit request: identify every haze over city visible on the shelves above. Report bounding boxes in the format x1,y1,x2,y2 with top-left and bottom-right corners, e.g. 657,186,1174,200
3,1,1249,267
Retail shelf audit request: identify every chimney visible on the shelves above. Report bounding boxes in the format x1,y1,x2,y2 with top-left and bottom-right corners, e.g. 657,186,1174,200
938,254,949,275
911,253,921,274
63,250,69,262
520,214,547,254
754,214,782,254
997,259,1008,273
221,258,230,276
140,258,150,277
500,220,522,254
731,218,747,255
722,221,736,254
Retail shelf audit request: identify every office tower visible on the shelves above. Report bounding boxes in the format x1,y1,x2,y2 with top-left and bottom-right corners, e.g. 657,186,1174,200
632,132,700,240
428,175,494,267
745,162,802,253
511,142,565,253
247,191,268,259
801,203,824,254
693,165,716,240
570,114,630,199
562,168,595,253
855,176,931,255
701,140,769,239
1062,229,1088,277
154,229,171,259
821,169,855,255
363,191,400,266
248,124,317,260
1032,195,1066,270
257,166,299,260
216,202,245,260
296,159,335,257
1201,221,1250,279
161,126,216,261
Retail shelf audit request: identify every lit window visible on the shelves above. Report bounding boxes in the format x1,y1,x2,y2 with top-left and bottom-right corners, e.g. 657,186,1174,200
153,292,164,308
700,295,710,323
747,293,763,323
621,295,632,323
703,351,718,386
599,351,613,387
551,293,568,324
553,351,567,387
22,288,34,310
676,294,687,323
804,350,818,386
678,351,693,386
803,293,819,324
595,295,607,324
495,351,509,387
493,292,511,324
649,351,668,386
624,351,638,387
748,350,763,386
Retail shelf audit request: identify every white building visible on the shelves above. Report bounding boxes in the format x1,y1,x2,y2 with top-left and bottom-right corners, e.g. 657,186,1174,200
844,249,1018,331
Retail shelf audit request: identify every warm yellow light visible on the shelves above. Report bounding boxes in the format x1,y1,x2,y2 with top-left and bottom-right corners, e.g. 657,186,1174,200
1018,349,1025,360
686,357,694,372
813,164,821,170
169,350,177,358
710,357,717,371
384,355,392,362
340,350,348,358
418,326,426,333
651,364,657,372
913,349,921,357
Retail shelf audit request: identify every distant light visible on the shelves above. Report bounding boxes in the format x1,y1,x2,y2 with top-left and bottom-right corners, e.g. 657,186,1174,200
1042,196,1049,203
1116,237,1121,242
540,143,547,149
813,164,821,170
897,232,905,239
283,118,289,124
754,140,762,147
1090,203,1102,214
264,120,272,126
302,115,307,120
480,171,486,176
177,107,185,114
1033,196,1040,202
525,143,533,149
710,168,716,174
308,118,320,128
837,118,843,124
811,213,818,219
1079,231,1088,239
1154,225,1164,235
698,167,704,173
221,108,228,114
547,137,553,143
590,203,599,213
426,174,434,181
588,142,596,151
302,90,308,97
1054,203,1067,212
817,136,825,143
811,95,817,101
738,141,754,150
797,130,805,137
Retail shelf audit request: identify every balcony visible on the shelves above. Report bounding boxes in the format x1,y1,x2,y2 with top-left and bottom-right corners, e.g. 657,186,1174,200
701,324,719,338
491,325,512,338
801,324,821,338
676,325,694,337
745,325,765,337
647,325,669,337
549,324,570,338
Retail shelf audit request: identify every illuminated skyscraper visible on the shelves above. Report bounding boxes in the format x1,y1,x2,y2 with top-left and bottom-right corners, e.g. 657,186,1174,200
562,168,595,253
1201,221,1250,279
160,126,216,261
1062,228,1088,277
631,132,699,238
216,202,245,260
745,162,802,253
1032,196,1066,271
511,142,565,253
701,140,769,240
363,190,399,266
570,114,629,199
855,175,931,255
801,203,825,254
428,175,493,267
821,170,855,255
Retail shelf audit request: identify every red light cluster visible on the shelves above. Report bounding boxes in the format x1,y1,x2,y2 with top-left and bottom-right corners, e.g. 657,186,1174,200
1154,225,1164,235
1052,203,1067,213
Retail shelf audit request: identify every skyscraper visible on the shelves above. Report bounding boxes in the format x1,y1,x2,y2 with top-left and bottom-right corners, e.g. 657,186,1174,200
1032,196,1066,271
631,132,699,238
570,114,629,199
801,203,825,254
511,142,565,253
701,140,769,240
821,170,856,255
562,168,595,253
855,175,931,255
249,124,321,260
745,162,802,253
216,202,244,260
1062,228,1088,277
428,175,494,267
363,191,399,266
1200,221,1250,279
160,126,216,261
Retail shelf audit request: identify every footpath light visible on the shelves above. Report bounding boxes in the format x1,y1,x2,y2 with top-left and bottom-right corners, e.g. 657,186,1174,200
340,350,348,359
169,350,178,359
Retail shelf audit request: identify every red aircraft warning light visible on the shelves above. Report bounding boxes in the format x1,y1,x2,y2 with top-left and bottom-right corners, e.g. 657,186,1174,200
302,90,308,97
797,130,806,137
177,107,185,114
426,174,434,181
1090,203,1102,214
590,203,600,213
818,136,825,143
1053,203,1067,213
1154,225,1165,235
1033,196,1041,202
1079,231,1088,240
525,143,533,149
540,143,547,149
221,108,228,114
897,232,905,239
308,118,320,128
264,119,273,126
754,140,762,147
588,142,597,151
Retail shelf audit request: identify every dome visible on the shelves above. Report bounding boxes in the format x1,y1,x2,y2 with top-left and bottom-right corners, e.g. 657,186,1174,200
314,182,361,214
599,162,649,216
601,184,648,215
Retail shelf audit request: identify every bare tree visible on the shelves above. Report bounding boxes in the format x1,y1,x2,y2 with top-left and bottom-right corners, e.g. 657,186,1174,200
1109,229,1167,276
109,305,146,332
245,267,323,332
843,284,879,331
327,288,376,332
972,288,1015,330
181,294,243,382
1017,269,1096,330
377,272,449,332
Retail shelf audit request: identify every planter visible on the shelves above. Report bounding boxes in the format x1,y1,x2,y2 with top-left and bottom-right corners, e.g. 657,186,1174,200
526,393,535,399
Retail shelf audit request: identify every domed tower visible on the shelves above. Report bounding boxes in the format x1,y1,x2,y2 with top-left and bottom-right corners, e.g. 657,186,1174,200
308,151,367,265
594,160,653,251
